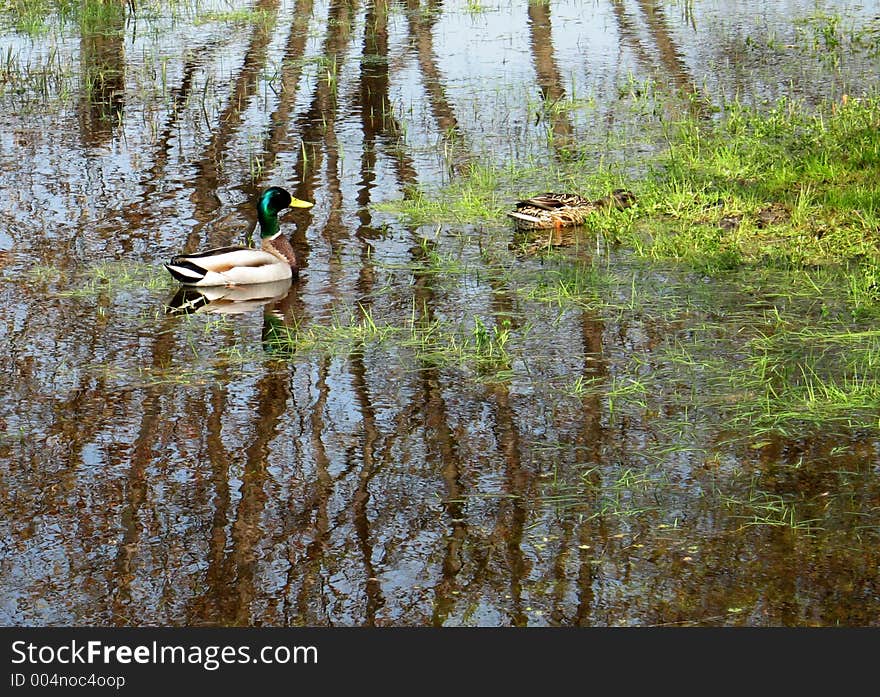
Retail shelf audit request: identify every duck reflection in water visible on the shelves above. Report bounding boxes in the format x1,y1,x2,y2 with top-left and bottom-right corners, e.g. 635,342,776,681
165,278,293,316
165,278,301,357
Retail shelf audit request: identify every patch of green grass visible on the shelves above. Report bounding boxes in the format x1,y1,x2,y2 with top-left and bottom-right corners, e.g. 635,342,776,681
536,459,670,522
522,263,605,310
463,0,489,15
720,487,824,532
193,7,272,27
518,246,880,436
0,44,76,103
1,0,125,35
0,0,55,34
26,263,63,284
616,293,880,436
78,0,126,33
375,162,514,226
470,316,511,371
634,96,880,278
732,326,880,433
55,261,172,299
791,12,880,63
260,301,522,381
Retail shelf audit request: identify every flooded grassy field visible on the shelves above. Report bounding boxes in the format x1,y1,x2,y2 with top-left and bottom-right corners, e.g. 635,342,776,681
2,0,880,626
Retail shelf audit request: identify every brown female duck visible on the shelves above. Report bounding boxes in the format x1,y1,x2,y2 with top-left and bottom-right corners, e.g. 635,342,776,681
508,189,635,231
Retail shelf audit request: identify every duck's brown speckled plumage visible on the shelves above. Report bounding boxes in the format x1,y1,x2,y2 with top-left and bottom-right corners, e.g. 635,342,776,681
508,189,635,231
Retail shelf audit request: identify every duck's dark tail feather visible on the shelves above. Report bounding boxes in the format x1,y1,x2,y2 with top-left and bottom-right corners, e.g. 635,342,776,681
165,259,207,284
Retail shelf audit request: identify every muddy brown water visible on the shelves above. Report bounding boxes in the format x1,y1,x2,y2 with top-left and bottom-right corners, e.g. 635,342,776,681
1,0,879,626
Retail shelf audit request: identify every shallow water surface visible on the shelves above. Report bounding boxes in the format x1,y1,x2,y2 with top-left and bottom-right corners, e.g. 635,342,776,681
1,0,880,626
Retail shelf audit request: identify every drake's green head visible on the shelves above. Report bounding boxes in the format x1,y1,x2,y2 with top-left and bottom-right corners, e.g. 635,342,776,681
257,186,314,239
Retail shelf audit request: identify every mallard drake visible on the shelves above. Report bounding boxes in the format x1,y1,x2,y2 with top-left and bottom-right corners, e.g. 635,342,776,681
164,186,313,286
507,189,635,231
